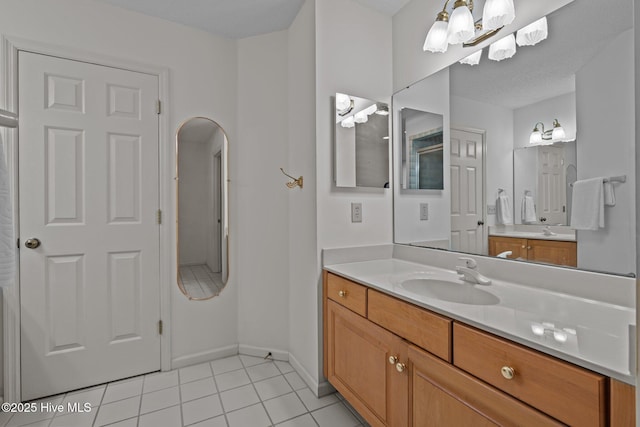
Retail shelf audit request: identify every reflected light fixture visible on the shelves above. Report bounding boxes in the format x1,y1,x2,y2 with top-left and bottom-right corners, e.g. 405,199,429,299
459,49,482,65
488,33,516,61
516,16,548,46
335,93,354,116
424,0,517,53
375,104,390,115
340,104,380,128
529,119,565,144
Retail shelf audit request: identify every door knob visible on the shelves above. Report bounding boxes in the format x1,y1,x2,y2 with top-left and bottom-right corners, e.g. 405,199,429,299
477,220,485,226
24,238,41,249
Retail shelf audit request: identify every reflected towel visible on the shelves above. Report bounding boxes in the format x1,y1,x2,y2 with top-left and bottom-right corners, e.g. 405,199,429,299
570,177,604,230
495,191,513,225
0,136,15,287
603,181,616,206
521,193,537,223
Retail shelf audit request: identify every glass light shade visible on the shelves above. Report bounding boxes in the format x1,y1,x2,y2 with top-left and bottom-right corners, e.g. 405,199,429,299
552,125,566,141
516,17,548,46
482,0,515,31
340,116,355,128
362,104,378,116
447,4,475,44
335,93,352,114
529,130,542,144
424,20,449,52
459,49,482,65
354,111,368,124
488,34,516,61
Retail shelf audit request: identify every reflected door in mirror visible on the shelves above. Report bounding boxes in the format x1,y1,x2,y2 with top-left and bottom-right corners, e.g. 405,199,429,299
177,117,229,300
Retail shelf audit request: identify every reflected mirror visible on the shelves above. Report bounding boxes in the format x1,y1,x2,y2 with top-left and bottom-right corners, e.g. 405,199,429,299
393,0,635,276
334,93,390,188
401,109,444,190
177,117,229,300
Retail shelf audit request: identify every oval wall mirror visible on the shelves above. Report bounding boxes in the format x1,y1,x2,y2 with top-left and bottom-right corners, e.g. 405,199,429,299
176,117,229,300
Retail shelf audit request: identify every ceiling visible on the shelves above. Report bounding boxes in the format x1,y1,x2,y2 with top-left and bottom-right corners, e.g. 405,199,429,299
449,0,633,109
93,0,411,39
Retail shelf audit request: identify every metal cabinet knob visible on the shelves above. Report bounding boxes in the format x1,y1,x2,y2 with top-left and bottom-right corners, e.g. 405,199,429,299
388,356,398,365
395,362,406,373
338,290,347,298
24,238,41,249
501,366,515,380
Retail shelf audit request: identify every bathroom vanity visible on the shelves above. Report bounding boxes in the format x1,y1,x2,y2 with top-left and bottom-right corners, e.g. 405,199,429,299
322,247,635,426
488,226,577,267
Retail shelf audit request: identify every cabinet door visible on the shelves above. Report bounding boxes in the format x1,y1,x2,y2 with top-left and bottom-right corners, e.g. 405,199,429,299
408,345,563,427
527,239,577,267
326,300,408,427
488,236,527,259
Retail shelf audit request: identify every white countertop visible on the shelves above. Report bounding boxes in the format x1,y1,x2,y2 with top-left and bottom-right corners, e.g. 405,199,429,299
324,257,635,384
488,225,577,242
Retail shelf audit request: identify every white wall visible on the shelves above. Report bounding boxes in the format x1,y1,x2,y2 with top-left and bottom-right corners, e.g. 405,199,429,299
236,30,290,354
0,0,240,372
450,95,514,228
286,0,319,388
576,29,636,275
314,0,392,386
393,70,450,245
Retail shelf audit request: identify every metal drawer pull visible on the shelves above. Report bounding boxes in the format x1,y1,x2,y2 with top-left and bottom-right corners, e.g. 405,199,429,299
501,366,515,380
388,356,398,365
395,362,406,373
338,290,347,298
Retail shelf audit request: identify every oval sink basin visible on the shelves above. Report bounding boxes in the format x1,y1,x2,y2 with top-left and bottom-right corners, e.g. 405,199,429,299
399,278,499,305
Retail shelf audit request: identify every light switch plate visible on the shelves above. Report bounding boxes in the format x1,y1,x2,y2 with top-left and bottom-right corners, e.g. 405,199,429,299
487,205,496,215
420,203,429,221
351,203,362,223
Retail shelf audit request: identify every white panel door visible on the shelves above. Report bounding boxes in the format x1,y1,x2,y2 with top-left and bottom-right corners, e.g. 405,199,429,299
450,129,484,254
537,145,566,224
19,52,160,400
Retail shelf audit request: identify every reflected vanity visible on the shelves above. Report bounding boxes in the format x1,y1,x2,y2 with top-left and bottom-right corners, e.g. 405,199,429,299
176,117,229,300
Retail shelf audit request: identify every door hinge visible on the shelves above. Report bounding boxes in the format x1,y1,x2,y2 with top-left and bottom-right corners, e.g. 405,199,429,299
156,100,161,115
157,209,162,225
158,320,163,335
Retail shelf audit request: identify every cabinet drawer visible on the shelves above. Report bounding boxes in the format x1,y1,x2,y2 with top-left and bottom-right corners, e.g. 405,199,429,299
453,323,606,427
326,272,367,317
368,290,451,362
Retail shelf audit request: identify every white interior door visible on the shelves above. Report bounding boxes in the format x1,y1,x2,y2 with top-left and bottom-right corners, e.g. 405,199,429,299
19,52,161,400
537,145,566,224
450,128,484,254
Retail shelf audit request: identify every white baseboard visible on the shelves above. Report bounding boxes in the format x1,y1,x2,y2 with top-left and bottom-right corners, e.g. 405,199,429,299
171,344,238,370
288,353,334,397
238,344,289,361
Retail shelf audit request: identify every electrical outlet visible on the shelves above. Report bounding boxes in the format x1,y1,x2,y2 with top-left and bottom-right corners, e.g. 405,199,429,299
487,205,496,215
420,203,429,221
351,203,362,223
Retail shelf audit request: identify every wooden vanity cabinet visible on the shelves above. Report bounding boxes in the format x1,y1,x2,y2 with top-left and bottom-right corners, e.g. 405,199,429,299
323,271,635,427
489,236,577,267
325,299,408,427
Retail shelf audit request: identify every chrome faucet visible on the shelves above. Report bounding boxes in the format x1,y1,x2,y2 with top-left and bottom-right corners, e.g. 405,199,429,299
542,225,556,236
456,257,492,285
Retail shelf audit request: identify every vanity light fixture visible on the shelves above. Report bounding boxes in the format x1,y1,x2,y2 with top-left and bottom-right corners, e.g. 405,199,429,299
488,33,516,61
336,93,354,116
340,104,379,128
423,0,515,53
375,104,390,115
516,16,548,46
459,49,482,65
529,119,565,144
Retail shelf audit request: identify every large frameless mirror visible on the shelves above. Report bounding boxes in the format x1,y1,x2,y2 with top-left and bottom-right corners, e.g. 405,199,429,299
176,117,229,300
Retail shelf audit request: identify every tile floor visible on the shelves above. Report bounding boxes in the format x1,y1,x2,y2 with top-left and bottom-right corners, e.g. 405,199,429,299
179,265,224,299
0,355,370,427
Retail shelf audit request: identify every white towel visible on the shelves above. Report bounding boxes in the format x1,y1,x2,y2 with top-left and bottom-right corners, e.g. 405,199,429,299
495,191,513,225
603,182,616,206
0,135,15,287
521,193,537,223
570,177,604,230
